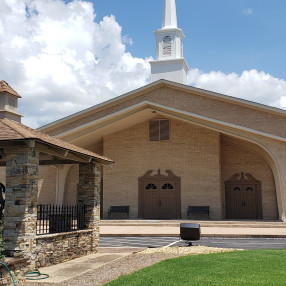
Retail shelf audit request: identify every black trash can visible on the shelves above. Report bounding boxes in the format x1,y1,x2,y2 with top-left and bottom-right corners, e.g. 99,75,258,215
180,223,201,241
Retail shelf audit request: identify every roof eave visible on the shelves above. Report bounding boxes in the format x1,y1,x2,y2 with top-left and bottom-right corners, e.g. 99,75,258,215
39,79,286,132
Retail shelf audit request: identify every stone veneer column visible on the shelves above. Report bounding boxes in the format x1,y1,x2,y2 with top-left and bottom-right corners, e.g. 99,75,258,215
3,145,39,270
78,162,101,251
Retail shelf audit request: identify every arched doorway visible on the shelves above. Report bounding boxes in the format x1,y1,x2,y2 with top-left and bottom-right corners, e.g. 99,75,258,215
138,169,181,219
225,173,262,219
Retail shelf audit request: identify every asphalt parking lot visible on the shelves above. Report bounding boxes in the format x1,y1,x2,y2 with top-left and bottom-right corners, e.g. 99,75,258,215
100,236,286,250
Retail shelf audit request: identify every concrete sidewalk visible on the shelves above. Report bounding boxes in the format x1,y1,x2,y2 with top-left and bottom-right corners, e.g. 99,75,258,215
24,220,286,284
25,248,141,284
100,220,286,238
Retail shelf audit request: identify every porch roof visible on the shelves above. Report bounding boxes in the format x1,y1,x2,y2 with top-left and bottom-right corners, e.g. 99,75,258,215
0,118,114,165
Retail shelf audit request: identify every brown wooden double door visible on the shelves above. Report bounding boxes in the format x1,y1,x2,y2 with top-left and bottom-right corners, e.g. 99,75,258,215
138,170,181,219
225,173,262,219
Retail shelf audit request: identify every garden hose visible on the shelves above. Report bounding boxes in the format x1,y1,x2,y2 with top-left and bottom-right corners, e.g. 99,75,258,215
26,270,49,280
0,261,17,286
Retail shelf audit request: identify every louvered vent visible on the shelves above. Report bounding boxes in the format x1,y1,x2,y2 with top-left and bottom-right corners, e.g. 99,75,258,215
149,119,170,141
163,36,172,56
160,120,170,140
149,120,160,141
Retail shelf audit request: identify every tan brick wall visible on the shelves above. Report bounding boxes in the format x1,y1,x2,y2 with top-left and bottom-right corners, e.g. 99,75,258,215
103,118,222,219
64,165,78,205
45,86,286,140
221,141,278,220
38,166,57,205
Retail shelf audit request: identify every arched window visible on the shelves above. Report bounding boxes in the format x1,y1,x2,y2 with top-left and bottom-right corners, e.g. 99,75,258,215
146,183,157,190
162,183,174,190
163,36,172,56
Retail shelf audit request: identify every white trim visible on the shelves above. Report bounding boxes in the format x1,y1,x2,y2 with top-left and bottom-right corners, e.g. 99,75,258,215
154,28,184,38
56,102,148,138
38,80,286,131
149,102,286,142
55,100,286,143
150,58,189,71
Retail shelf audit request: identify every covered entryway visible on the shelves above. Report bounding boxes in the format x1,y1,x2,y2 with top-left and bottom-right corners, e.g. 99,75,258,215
0,117,113,272
138,169,181,219
225,172,262,219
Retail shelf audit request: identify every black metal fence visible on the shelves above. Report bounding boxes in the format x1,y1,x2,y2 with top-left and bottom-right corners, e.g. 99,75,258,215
37,204,87,235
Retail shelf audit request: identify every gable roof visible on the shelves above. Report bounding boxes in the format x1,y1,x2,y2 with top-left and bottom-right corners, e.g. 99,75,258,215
0,118,113,165
39,79,286,134
0,81,21,98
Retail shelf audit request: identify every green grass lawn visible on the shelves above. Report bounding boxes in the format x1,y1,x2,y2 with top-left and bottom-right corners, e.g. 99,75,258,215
106,249,286,286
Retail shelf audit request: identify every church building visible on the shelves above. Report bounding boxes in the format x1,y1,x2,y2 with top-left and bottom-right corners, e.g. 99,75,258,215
2,0,286,221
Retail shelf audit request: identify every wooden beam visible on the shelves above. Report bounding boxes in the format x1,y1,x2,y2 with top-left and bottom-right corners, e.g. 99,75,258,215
0,141,26,148
39,160,79,165
36,143,92,164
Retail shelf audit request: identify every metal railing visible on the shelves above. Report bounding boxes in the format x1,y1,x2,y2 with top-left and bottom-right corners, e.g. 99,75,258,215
36,204,86,235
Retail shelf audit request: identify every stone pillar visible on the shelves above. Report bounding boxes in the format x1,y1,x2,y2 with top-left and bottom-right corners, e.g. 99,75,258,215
3,145,39,270
78,162,101,251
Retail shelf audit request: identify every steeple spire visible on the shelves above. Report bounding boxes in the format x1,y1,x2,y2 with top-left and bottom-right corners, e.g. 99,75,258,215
162,0,178,29
150,0,189,85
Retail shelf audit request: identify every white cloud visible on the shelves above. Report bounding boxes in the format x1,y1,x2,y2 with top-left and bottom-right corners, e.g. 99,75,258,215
188,69,286,109
0,0,151,127
0,0,286,129
243,8,253,15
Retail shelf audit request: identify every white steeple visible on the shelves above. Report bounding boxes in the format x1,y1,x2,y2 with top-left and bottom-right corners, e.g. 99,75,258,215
162,0,178,29
150,0,189,84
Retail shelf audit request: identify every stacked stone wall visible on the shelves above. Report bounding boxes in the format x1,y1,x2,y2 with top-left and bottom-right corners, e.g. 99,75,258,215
0,258,28,284
35,230,94,267
4,145,39,271
0,167,5,185
35,163,101,268
78,163,101,251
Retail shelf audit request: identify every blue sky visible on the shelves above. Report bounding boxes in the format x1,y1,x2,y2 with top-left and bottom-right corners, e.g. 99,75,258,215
1,0,286,127
88,0,286,80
